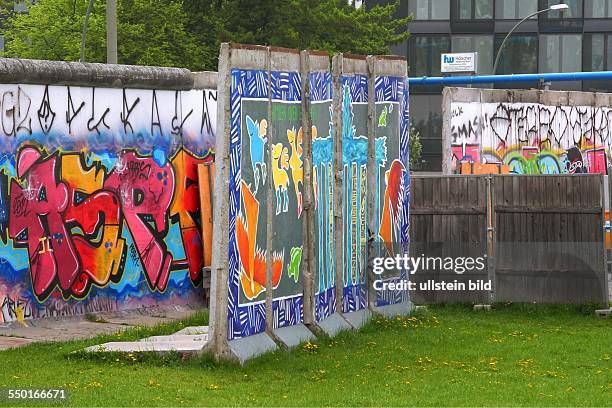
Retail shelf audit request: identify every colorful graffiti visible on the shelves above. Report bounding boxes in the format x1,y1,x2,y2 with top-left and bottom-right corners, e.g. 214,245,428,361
226,64,410,339
372,75,410,308
339,76,397,313
339,76,369,313
0,84,216,322
271,142,290,215
236,180,283,300
311,71,336,322
245,116,267,194
228,69,304,339
450,102,612,174
288,127,303,218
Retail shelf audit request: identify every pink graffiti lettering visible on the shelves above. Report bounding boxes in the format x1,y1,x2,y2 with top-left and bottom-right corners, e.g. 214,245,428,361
9,148,79,299
104,152,175,291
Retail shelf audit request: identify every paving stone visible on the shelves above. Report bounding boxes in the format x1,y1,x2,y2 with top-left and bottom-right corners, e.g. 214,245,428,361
0,336,34,350
0,306,205,350
0,321,130,342
91,305,200,326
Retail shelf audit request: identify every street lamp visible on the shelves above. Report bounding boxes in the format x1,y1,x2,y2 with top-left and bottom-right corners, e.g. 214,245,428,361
492,3,570,75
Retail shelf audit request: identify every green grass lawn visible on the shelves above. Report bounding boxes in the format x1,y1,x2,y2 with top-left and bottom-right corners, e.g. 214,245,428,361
0,305,609,407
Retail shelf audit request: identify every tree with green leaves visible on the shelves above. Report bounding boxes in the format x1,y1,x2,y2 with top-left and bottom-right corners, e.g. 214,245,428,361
2,0,409,71
3,0,204,69
184,0,410,70
409,125,422,170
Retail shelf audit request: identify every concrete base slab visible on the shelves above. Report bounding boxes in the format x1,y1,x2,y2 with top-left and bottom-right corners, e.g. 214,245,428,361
595,308,611,317
343,309,372,330
175,326,209,335
228,332,277,365
273,323,315,349
85,340,207,353
139,334,208,343
373,301,413,318
317,313,352,337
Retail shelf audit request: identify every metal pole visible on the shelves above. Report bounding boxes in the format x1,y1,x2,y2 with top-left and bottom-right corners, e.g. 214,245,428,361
485,175,496,304
106,0,118,64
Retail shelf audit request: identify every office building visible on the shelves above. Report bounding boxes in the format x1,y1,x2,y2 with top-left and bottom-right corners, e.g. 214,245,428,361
367,0,612,171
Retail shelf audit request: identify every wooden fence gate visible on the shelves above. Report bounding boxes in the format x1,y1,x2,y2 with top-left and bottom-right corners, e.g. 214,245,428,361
409,174,609,305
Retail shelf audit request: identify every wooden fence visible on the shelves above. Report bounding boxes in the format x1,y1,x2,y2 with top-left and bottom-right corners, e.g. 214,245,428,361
409,174,609,305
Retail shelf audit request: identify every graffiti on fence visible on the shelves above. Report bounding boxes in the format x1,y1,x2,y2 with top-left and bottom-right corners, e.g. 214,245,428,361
450,102,612,174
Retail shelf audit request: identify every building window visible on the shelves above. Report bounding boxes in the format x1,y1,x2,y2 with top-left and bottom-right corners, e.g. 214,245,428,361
539,34,582,72
495,0,538,19
494,34,538,74
585,34,612,71
452,35,494,74
410,94,443,171
586,0,612,17
540,0,582,18
410,35,451,76
408,0,450,20
457,0,493,19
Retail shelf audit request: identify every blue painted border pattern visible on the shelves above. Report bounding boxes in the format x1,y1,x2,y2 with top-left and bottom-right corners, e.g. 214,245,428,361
343,74,369,103
228,68,269,340
270,71,301,102
373,75,411,307
310,71,333,102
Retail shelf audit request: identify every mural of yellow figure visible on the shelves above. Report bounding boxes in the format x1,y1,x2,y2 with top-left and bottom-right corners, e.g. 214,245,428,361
287,127,303,218
272,143,290,215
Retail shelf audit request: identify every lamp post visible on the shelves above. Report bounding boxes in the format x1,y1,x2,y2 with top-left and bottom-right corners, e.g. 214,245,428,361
492,3,569,75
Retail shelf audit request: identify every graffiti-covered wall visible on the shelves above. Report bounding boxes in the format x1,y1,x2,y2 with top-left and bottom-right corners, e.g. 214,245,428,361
211,45,412,355
339,73,369,313
444,87,612,175
0,82,216,323
227,51,307,338
311,70,336,322
372,74,410,308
